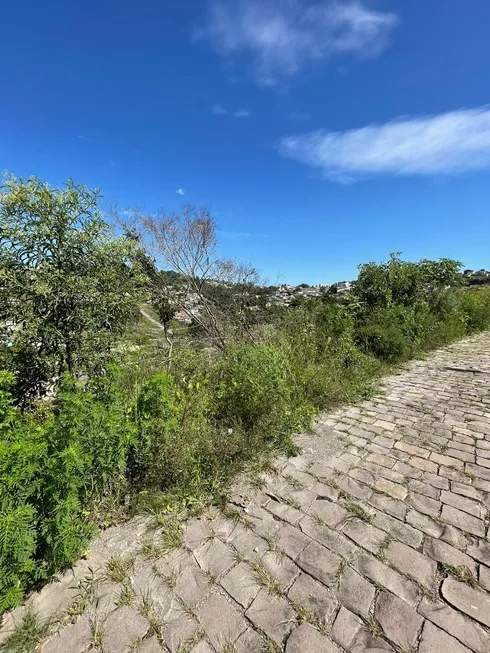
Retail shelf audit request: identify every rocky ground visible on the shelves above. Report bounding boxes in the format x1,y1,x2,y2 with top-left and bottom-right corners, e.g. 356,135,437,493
2,333,490,652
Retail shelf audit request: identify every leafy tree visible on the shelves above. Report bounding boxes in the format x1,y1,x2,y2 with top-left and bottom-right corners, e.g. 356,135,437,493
354,253,462,310
0,175,143,403
152,290,175,329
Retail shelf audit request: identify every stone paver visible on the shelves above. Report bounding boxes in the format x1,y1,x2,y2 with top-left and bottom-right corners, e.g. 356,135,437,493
287,572,337,621
331,606,394,651
418,598,490,653
286,622,341,652
296,541,341,587
384,540,437,588
442,578,490,628
220,561,260,609
342,518,386,554
423,536,477,573
375,590,424,650
336,565,375,617
42,616,92,653
246,590,296,646
235,627,263,653
103,606,149,653
355,553,420,607
419,621,473,653
198,592,247,649
3,332,490,652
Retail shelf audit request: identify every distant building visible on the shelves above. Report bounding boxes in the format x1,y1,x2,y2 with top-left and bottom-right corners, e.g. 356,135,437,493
464,269,490,278
333,281,352,292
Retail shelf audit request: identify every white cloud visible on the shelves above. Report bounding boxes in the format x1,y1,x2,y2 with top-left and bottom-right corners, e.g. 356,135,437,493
217,229,253,238
196,0,398,86
279,107,490,181
212,104,227,114
234,108,251,117
176,188,185,195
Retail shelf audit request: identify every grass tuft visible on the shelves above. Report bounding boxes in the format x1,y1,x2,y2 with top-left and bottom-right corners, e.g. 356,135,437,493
441,563,478,588
1,612,51,653
105,555,134,583
116,581,136,607
363,614,382,637
346,502,373,523
284,474,304,490
251,558,285,597
261,637,282,653
292,601,328,635
222,506,253,530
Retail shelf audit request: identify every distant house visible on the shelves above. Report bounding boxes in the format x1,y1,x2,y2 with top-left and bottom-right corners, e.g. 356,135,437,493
333,281,352,292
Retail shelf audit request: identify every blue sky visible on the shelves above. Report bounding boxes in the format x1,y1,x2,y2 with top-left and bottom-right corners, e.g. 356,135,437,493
1,0,489,284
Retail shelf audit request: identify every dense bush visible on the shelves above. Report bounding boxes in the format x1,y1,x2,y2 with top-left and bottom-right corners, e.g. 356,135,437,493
356,306,418,362
459,288,490,333
272,301,381,409
0,371,135,612
215,345,312,440
0,373,41,613
0,175,143,405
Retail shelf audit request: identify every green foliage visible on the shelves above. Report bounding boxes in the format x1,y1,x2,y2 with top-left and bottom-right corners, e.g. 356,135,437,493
215,345,312,441
354,253,462,309
356,306,417,362
459,287,490,333
352,255,476,361
273,301,380,410
1,610,51,653
0,174,143,404
0,373,43,613
132,371,182,489
0,370,135,611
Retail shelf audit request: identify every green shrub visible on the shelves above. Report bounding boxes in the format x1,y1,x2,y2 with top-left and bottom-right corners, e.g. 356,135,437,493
272,304,381,410
0,370,135,612
132,371,182,489
356,304,425,363
0,373,44,612
459,288,490,333
215,345,311,443
356,320,413,363
131,365,261,502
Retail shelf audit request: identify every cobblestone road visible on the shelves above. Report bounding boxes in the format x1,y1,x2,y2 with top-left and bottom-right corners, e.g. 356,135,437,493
2,333,490,652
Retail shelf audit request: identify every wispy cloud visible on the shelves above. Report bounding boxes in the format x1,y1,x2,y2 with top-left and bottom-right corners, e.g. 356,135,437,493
217,229,269,239
218,229,253,239
279,107,490,182
176,188,185,195
196,0,398,86
212,104,252,118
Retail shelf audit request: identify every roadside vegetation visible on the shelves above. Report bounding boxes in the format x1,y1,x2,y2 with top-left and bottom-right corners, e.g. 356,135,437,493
1,174,490,614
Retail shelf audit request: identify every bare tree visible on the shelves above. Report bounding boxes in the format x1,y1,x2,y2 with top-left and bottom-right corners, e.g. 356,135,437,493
113,204,261,351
